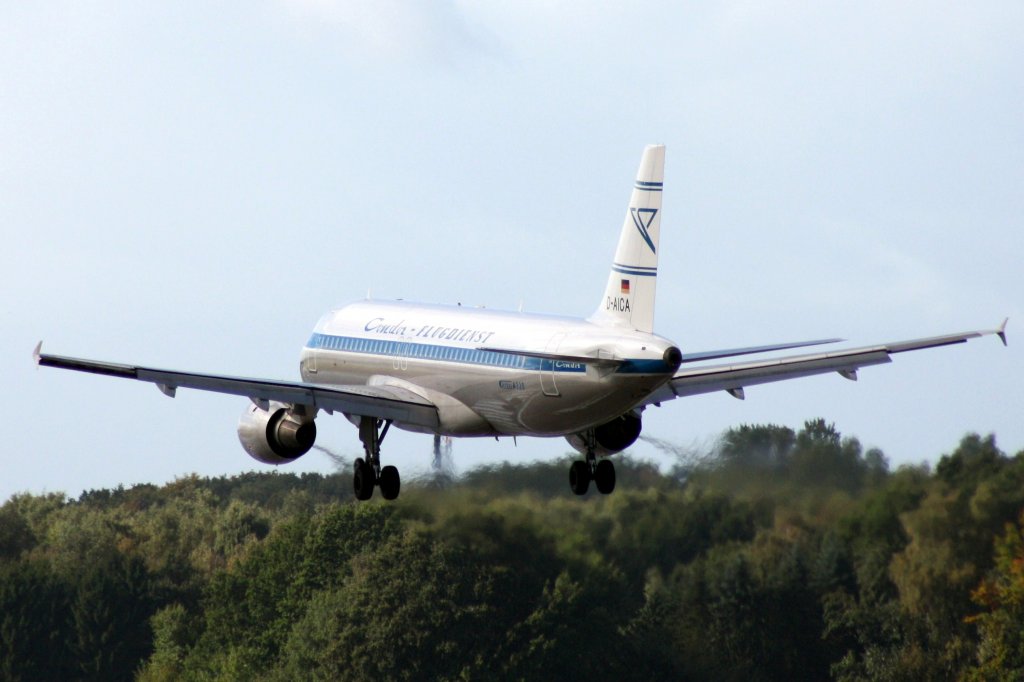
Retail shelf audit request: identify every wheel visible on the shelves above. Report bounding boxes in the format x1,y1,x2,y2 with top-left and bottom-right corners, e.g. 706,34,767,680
595,459,616,495
353,457,375,501
379,465,401,500
569,460,590,495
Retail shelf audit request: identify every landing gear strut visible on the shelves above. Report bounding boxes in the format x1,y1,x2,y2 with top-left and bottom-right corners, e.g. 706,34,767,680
354,417,401,501
569,430,616,496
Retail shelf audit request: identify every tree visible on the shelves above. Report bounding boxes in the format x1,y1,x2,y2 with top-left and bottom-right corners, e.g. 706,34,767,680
789,419,867,493
717,423,796,470
183,503,401,676
278,528,517,680
69,552,156,681
0,559,75,681
137,603,192,682
936,433,1004,489
0,504,35,560
965,512,1024,679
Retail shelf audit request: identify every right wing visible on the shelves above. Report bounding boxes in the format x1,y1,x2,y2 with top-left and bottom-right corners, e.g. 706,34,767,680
33,344,440,429
643,321,1007,405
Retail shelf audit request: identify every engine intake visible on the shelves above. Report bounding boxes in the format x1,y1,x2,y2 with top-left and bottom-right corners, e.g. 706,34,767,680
238,402,316,464
566,412,642,457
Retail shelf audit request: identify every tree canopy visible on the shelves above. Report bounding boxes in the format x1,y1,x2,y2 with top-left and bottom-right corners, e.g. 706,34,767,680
1,420,1022,680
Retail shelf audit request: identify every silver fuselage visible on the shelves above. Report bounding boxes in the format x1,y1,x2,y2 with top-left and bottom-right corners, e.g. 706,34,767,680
299,300,679,437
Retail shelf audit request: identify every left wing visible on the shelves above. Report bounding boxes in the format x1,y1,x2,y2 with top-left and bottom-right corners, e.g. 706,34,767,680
642,321,1007,405
33,344,440,429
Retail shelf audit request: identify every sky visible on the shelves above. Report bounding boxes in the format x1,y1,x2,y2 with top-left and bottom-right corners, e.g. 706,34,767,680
2,1,1021,502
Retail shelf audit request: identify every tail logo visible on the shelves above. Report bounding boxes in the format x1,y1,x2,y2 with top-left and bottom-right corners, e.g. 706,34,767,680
630,208,658,254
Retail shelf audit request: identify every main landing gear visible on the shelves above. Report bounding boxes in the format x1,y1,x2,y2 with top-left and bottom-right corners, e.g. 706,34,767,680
354,417,401,501
569,431,616,496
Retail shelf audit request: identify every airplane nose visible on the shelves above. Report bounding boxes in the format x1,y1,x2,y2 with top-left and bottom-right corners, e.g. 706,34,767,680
663,346,682,370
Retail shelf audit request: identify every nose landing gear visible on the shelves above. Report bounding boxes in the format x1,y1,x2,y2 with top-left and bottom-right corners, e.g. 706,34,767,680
354,417,401,500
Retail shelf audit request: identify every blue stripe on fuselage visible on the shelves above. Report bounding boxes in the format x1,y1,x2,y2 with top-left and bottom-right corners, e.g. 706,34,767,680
305,333,672,375
306,333,587,372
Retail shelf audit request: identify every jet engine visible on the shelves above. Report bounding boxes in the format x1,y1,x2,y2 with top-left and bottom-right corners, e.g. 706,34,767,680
237,402,316,464
566,411,642,457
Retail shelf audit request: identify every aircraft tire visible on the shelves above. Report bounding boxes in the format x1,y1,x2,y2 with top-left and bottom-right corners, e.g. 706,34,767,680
595,459,616,495
353,458,375,501
569,460,590,495
379,465,401,500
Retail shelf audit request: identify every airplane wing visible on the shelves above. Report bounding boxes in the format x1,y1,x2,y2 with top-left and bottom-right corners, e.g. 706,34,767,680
641,321,1008,405
33,344,440,429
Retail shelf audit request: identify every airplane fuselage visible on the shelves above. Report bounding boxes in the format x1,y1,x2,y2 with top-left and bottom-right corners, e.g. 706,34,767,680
299,300,680,438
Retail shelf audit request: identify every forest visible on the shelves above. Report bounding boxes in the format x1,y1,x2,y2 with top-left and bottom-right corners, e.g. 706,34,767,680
2,419,1024,681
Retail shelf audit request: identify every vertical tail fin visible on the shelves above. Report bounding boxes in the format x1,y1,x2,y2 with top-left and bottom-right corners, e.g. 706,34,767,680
590,144,665,333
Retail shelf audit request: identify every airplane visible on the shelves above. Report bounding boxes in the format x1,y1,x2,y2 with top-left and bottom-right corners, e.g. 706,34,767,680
35,145,1008,500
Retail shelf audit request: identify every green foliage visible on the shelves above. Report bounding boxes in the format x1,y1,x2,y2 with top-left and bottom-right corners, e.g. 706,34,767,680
1,421,1021,679
790,419,868,493
0,503,35,560
0,549,155,681
601,488,758,588
69,551,156,680
966,512,1024,679
718,423,796,468
0,558,75,681
936,433,1004,489
137,603,192,682
696,420,886,508
180,503,401,677
277,527,540,680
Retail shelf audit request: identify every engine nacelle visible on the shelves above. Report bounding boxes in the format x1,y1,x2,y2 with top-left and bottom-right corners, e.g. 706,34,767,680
566,412,642,457
237,402,316,464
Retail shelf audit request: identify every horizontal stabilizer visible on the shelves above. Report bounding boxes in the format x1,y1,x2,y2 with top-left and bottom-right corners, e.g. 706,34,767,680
680,337,843,363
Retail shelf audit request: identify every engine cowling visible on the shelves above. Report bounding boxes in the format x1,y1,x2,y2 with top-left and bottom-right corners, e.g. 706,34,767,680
237,402,316,464
566,412,642,457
